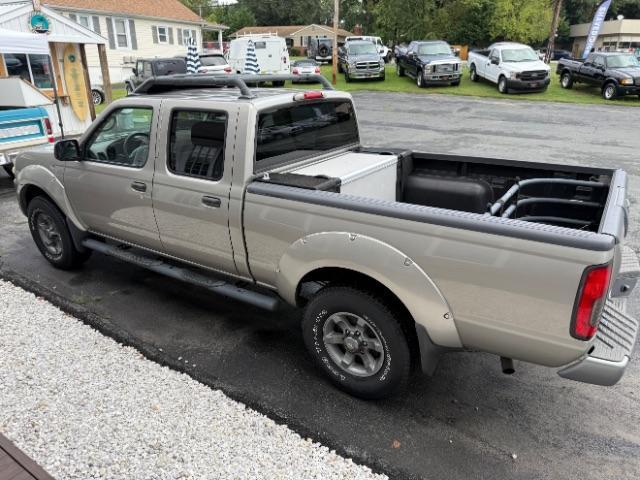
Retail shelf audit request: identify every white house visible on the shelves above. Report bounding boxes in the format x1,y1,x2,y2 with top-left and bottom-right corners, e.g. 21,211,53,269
44,0,227,84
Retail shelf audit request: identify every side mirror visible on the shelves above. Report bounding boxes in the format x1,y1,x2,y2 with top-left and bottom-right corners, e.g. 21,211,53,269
132,67,138,75
491,58,499,65
54,139,81,161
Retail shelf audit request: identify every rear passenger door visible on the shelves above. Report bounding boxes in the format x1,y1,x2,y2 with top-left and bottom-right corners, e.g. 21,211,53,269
152,101,238,275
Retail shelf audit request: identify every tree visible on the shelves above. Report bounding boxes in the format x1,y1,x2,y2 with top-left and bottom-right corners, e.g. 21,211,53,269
210,5,256,37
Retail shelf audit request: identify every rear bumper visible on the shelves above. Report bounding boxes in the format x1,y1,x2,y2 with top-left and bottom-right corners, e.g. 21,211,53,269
558,249,640,386
0,140,50,166
506,77,551,92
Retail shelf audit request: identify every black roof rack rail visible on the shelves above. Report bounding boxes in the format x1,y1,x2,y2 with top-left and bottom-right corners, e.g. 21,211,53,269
132,73,334,98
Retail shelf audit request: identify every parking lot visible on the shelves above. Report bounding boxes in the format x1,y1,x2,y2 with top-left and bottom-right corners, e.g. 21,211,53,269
1,92,639,479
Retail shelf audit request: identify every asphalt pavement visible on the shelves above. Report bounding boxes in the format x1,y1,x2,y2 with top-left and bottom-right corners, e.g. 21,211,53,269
1,93,639,480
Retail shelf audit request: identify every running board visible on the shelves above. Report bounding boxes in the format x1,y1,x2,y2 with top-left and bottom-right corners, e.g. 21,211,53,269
82,239,281,311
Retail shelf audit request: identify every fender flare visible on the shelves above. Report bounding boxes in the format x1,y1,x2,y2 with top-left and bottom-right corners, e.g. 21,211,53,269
275,232,462,348
17,164,85,231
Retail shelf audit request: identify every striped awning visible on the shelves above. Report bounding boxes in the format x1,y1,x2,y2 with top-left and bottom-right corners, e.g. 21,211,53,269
186,36,201,74
243,39,260,74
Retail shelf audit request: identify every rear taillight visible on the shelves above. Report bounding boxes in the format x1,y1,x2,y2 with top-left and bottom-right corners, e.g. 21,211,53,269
44,117,54,143
292,91,324,101
224,66,232,73
292,68,299,74
571,263,612,340
314,67,321,73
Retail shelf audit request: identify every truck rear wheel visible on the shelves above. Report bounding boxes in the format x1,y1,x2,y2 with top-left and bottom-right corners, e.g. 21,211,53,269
560,71,573,89
301,286,411,400
27,196,91,270
470,65,479,82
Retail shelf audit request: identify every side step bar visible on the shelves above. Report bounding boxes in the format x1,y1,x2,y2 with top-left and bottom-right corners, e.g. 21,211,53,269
82,239,281,311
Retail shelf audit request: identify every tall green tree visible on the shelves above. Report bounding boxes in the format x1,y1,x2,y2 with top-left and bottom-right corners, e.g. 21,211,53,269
209,5,256,38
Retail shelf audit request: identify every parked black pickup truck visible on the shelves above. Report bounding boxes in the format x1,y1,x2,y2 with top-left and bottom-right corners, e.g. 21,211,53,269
557,52,640,100
395,40,462,87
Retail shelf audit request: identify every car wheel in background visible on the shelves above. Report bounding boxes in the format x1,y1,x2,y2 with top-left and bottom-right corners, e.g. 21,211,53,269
378,73,386,82
451,80,461,87
272,81,285,87
91,89,104,105
345,71,351,83
302,286,412,400
498,76,508,94
560,71,573,89
396,63,404,77
416,69,424,88
470,65,479,82
27,197,91,270
602,83,617,100
337,62,343,73
125,83,133,95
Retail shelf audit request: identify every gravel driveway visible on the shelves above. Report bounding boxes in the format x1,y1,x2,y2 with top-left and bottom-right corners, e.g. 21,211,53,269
0,280,386,480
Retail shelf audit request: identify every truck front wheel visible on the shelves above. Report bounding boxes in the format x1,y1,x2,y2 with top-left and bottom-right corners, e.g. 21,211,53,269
27,196,91,270
602,82,617,100
498,76,508,94
396,63,405,77
302,286,411,400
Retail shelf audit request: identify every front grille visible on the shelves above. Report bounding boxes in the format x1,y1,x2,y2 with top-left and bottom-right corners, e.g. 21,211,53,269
520,70,547,81
434,63,458,73
355,61,380,70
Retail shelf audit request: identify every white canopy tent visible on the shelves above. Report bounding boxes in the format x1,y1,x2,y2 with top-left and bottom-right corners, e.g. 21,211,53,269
0,28,49,55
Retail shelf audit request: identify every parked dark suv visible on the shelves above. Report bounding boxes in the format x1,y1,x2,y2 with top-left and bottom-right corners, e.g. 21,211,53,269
307,38,333,64
125,58,187,93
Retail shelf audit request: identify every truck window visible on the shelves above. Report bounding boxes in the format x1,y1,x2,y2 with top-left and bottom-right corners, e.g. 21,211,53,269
255,99,359,171
85,107,153,167
168,110,227,181
593,56,605,68
254,41,267,49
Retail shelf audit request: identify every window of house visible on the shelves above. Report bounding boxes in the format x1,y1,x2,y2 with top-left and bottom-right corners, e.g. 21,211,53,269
157,26,168,44
76,14,94,31
168,110,227,181
182,29,197,46
112,18,130,48
4,53,53,88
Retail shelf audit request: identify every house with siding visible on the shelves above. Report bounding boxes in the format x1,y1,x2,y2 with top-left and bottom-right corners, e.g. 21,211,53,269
232,24,354,53
44,0,226,84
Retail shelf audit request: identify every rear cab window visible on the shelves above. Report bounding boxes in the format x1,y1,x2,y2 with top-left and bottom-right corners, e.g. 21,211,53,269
254,99,360,172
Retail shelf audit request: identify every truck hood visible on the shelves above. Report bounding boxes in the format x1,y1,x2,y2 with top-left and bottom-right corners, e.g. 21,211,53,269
614,66,640,77
418,54,460,65
501,60,550,72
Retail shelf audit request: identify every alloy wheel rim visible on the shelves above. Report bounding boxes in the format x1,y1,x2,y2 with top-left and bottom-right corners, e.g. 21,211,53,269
322,312,385,377
562,75,569,87
92,91,101,104
35,212,63,257
605,86,615,99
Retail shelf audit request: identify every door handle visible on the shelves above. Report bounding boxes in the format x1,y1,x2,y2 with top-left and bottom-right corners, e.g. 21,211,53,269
202,196,221,208
131,181,147,193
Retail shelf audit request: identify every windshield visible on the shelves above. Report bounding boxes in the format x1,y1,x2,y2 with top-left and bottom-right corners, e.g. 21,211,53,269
501,48,538,62
348,43,377,55
606,54,640,68
416,42,451,56
201,56,226,66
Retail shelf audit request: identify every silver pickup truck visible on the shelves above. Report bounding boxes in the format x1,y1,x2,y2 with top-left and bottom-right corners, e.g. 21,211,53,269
13,74,639,399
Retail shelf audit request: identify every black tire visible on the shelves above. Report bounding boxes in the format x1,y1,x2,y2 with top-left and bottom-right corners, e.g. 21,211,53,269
91,89,104,105
560,71,573,89
498,75,508,94
602,82,617,100
125,83,134,95
396,62,405,77
416,69,424,88
2,164,14,179
337,62,343,74
272,80,285,87
345,71,351,83
470,65,479,82
378,73,386,82
451,80,461,87
27,196,91,270
302,286,411,400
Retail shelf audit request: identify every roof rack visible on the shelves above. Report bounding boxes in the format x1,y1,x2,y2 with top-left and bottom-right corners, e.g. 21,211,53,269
133,74,334,99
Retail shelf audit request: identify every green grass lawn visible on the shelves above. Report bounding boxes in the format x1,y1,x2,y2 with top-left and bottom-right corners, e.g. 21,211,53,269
97,64,640,111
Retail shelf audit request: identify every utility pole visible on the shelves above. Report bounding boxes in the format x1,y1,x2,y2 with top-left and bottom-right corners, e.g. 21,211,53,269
545,0,563,63
332,0,339,85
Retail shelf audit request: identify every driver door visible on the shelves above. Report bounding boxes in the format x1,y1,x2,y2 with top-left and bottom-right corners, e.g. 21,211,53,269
64,99,163,250
485,49,501,83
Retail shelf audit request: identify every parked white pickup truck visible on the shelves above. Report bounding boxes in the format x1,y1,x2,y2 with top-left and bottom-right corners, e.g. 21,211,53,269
468,42,551,93
13,74,639,399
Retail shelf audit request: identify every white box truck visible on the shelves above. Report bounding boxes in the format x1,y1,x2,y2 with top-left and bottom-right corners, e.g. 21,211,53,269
228,34,290,85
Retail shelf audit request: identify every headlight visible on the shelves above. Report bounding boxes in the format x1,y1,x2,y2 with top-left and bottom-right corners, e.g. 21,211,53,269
508,71,518,79
620,78,634,86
